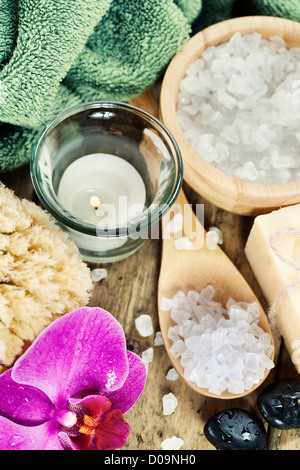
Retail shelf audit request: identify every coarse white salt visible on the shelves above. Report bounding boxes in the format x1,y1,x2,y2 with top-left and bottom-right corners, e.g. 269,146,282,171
206,230,219,250
175,237,193,250
141,347,153,372
177,32,300,184
154,331,164,346
165,285,274,395
135,314,153,337
162,392,178,415
161,436,184,450
160,296,176,311
208,226,223,244
166,368,179,381
91,268,107,282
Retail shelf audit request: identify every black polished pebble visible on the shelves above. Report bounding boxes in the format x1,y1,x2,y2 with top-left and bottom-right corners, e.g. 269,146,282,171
257,378,300,430
204,408,267,450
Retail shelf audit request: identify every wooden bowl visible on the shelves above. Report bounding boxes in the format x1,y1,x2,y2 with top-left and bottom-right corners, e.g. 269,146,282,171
160,16,300,216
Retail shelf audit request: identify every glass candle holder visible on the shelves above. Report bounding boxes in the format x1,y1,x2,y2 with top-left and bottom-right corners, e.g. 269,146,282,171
30,101,183,263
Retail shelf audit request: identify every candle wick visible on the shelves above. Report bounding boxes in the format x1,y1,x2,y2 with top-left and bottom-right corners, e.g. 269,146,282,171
90,196,101,210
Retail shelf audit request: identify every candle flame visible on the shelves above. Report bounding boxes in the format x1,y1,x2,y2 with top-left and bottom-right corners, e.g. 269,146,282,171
90,196,101,209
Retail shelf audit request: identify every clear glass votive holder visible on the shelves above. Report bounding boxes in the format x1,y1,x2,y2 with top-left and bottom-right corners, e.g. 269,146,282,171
30,101,183,263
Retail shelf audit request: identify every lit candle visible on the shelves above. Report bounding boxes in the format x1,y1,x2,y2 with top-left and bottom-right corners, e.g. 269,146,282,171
57,153,146,252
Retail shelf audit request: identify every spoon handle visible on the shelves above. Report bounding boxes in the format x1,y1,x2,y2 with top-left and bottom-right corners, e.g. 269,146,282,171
161,189,206,250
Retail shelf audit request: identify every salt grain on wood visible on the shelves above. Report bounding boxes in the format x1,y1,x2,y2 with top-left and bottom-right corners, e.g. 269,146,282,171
154,331,164,346
135,314,153,337
175,237,193,250
206,230,219,250
161,436,184,450
141,347,153,373
162,392,178,415
91,268,107,282
166,368,179,381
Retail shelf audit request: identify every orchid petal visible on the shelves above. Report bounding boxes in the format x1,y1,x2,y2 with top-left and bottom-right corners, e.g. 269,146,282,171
104,351,147,414
69,395,112,419
0,370,55,426
0,416,64,450
58,431,93,450
11,308,129,405
58,402,130,451
69,351,147,415
61,410,130,451
94,409,130,450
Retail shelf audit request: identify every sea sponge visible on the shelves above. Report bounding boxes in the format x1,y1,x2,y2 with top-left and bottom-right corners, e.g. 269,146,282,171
0,182,93,370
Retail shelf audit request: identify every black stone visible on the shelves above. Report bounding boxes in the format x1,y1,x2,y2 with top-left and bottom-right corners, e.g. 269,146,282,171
204,408,267,450
257,378,300,430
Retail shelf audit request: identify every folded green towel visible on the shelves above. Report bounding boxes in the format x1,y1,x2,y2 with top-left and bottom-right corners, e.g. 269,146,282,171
0,0,299,173
0,0,201,172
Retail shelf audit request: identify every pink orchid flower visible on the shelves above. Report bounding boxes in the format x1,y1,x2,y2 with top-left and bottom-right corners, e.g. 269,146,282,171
0,307,147,450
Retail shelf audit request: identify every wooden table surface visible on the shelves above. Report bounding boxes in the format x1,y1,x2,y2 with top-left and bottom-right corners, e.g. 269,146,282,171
1,89,299,451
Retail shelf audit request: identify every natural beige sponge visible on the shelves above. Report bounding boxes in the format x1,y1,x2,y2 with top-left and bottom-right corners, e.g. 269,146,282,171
0,183,93,369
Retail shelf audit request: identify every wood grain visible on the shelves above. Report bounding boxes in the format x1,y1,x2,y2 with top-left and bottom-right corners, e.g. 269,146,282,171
0,87,299,450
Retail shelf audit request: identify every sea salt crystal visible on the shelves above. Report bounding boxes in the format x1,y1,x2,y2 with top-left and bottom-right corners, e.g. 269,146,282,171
175,237,193,250
162,393,178,415
154,331,164,346
205,230,220,250
91,268,107,282
168,325,180,343
221,125,240,145
160,297,176,311
271,151,295,170
177,33,300,184
165,286,274,395
208,226,223,244
166,368,179,381
171,307,191,324
240,161,258,181
135,314,153,337
186,58,205,76
170,339,186,358
217,91,237,109
141,347,153,371
200,284,215,301
161,436,184,450
180,76,201,94
178,320,195,337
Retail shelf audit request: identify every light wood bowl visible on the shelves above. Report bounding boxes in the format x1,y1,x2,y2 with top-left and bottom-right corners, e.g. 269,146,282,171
160,16,300,216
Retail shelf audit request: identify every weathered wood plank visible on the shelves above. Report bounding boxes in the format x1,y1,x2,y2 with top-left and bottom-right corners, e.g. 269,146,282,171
0,89,298,450
0,164,34,200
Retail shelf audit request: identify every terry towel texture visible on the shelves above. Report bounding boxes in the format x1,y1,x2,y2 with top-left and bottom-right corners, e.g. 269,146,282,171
0,0,299,172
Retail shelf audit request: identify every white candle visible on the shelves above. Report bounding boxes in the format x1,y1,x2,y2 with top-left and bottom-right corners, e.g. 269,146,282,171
57,153,146,252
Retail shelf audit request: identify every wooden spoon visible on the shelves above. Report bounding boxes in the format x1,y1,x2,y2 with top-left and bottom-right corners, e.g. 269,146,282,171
157,189,275,399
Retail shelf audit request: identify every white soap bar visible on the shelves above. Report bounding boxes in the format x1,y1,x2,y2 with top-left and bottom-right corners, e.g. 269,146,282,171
245,204,300,373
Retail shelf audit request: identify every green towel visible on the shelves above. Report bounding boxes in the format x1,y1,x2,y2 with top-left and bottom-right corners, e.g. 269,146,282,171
0,0,201,172
0,0,299,173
